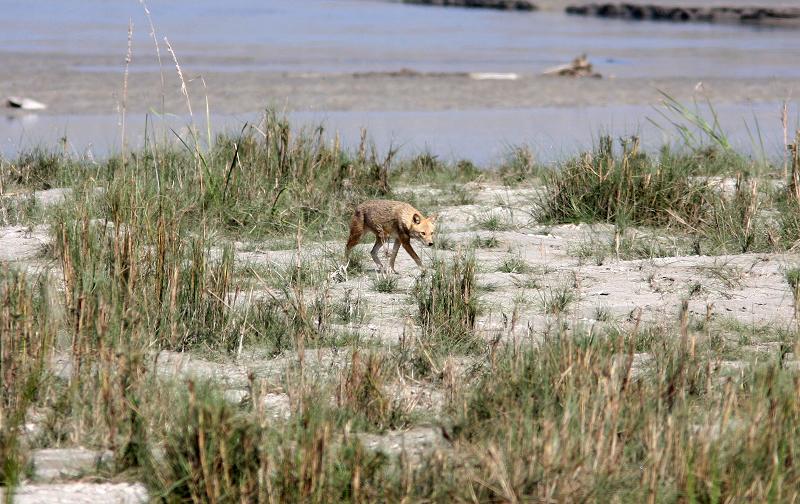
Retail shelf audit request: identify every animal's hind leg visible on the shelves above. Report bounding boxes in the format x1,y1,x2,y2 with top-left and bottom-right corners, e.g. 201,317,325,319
370,236,387,273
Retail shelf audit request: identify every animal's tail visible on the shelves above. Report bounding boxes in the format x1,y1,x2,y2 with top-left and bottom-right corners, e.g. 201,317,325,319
350,207,364,228
345,206,364,255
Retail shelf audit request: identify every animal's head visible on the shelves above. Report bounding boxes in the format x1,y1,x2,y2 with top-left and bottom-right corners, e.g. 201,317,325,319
410,213,437,247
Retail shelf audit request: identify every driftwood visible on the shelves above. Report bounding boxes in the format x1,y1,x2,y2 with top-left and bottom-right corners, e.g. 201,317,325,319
352,69,519,80
542,54,602,78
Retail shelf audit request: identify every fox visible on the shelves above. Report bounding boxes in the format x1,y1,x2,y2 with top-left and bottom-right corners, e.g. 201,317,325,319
345,200,437,274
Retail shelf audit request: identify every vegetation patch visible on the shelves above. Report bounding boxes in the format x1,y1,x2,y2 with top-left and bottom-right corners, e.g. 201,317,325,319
413,253,482,357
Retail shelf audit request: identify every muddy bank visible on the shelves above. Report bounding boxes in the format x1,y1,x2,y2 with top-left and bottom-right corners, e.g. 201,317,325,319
1,49,797,115
566,3,800,26
403,0,537,10
532,0,797,11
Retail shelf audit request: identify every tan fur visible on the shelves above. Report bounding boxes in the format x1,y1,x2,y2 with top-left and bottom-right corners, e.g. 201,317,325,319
345,200,437,273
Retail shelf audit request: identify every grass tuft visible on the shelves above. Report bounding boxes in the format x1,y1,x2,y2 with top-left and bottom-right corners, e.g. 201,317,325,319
539,136,711,228
373,274,399,294
414,253,481,356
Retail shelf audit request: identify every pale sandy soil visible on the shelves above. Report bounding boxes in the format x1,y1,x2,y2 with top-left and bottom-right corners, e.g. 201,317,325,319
0,483,148,504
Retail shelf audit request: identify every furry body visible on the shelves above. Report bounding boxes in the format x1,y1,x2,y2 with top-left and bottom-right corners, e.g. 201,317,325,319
345,200,437,273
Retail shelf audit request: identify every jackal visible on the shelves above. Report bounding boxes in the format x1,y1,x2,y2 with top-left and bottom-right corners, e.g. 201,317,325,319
345,200,437,273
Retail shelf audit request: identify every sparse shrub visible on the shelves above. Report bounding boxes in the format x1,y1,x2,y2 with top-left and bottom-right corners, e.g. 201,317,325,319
336,351,407,430
414,253,481,355
161,381,398,501
433,235,456,251
0,193,43,227
1,149,79,190
613,226,690,259
334,288,367,324
472,234,500,249
476,213,512,231
786,267,800,321
570,239,607,265
539,137,711,227
498,256,530,274
538,285,575,316
688,282,703,297
161,385,265,501
0,269,55,486
594,305,613,322
499,145,538,185
345,247,368,275
394,153,480,186
373,274,399,294
701,174,770,254
448,184,475,206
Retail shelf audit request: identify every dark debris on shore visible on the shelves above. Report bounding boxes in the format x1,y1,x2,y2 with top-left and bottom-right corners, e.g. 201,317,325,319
566,3,800,27
402,0,537,11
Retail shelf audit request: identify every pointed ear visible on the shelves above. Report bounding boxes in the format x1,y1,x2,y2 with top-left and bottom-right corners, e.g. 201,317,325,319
428,214,438,224
412,213,421,225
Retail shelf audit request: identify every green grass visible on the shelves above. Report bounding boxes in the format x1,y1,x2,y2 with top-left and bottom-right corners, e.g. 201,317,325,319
0,269,54,487
392,152,480,187
497,145,541,186
536,132,800,256
413,253,482,360
471,234,500,249
476,213,512,231
497,255,531,274
450,327,800,501
538,285,575,316
594,305,613,322
372,274,399,293
539,136,712,228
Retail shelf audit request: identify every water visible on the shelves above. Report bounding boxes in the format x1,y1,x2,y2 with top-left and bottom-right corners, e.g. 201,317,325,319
1,0,797,78
1,0,798,161
4,102,797,165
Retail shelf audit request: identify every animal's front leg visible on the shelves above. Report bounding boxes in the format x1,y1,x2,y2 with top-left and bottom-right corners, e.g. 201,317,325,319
388,240,402,274
400,238,424,269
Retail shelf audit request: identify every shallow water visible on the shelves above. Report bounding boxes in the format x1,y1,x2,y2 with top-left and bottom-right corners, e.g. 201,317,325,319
3,102,797,164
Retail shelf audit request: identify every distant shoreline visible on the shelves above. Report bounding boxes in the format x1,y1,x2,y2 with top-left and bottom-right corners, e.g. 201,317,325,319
402,0,800,27
402,0,536,10
565,3,800,27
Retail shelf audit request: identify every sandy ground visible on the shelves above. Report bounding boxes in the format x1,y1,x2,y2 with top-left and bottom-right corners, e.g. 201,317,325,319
1,50,797,117
1,483,148,503
4,184,798,339
4,182,800,500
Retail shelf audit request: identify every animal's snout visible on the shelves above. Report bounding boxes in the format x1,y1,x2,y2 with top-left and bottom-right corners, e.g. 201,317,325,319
427,241,434,247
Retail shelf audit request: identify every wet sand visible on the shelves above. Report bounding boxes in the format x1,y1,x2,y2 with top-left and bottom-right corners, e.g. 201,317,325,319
2,50,797,116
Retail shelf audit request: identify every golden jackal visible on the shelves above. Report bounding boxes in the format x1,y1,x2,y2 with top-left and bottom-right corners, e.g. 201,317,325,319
345,200,437,273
